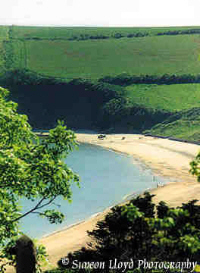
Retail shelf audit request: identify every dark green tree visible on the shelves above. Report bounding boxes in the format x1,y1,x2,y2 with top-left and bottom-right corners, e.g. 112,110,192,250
59,193,200,273
0,87,80,271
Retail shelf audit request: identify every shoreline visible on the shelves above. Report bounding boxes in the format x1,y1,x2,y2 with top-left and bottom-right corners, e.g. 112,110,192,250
41,180,164,241
40,137,171,240
38,133,200,269
75,133,199,181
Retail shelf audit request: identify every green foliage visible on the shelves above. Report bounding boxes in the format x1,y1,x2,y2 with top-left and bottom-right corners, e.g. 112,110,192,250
59,193,200,272
0,89,80,271
40,210,65,224
0,69,128,130
157,28,200,36
190,150,200,182
100,73,200,86
101,102,171,132
102,97,129,121
2,41,14,70
35,243,49,272
1,39,25,74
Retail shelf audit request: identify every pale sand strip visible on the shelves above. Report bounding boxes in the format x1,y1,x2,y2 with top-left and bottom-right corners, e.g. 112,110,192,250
6,134,200,272
75,133,199,181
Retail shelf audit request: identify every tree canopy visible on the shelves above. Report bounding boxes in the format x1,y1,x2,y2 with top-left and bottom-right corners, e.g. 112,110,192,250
59,193,200,273
0,87,80,271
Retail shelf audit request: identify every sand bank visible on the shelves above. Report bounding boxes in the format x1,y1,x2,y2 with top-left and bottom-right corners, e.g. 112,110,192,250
37,134,200,269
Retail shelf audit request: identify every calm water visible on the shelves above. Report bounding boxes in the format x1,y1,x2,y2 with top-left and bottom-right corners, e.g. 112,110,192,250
19,143,166,238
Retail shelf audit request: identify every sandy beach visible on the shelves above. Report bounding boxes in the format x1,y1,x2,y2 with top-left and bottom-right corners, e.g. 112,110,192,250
37,133,200,270
6,133,200,272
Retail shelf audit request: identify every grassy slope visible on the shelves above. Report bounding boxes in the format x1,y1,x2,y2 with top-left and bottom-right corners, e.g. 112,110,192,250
2,25,200,79
126,84,200,112
147,120,200,141
24,35,200,79
145,108,200,142
125,84,200,141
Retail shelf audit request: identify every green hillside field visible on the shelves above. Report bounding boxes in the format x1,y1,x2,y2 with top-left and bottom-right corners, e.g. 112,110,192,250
125,84,200,112
0,25,200,142
14,35,200,79
10,25,200,40
124,83,200,141
1,26,200,79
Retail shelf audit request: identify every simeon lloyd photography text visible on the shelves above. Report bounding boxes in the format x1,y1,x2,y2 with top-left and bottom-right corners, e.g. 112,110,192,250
62,257,198,272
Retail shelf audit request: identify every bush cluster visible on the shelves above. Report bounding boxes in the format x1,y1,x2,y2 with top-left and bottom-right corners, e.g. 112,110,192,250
157,28,200,36
58,193,200,273
100,73,200,86
13,32,149,42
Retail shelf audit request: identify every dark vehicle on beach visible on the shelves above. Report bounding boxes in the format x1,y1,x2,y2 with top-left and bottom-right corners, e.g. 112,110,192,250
98,134,106,139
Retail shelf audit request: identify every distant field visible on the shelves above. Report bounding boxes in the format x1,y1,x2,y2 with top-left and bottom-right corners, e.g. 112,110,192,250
0,25,200,141
23,35,200,79
0,26,9,40
12,40,27,68
10,25,200,39
126,84,200,112
1,26,200,79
